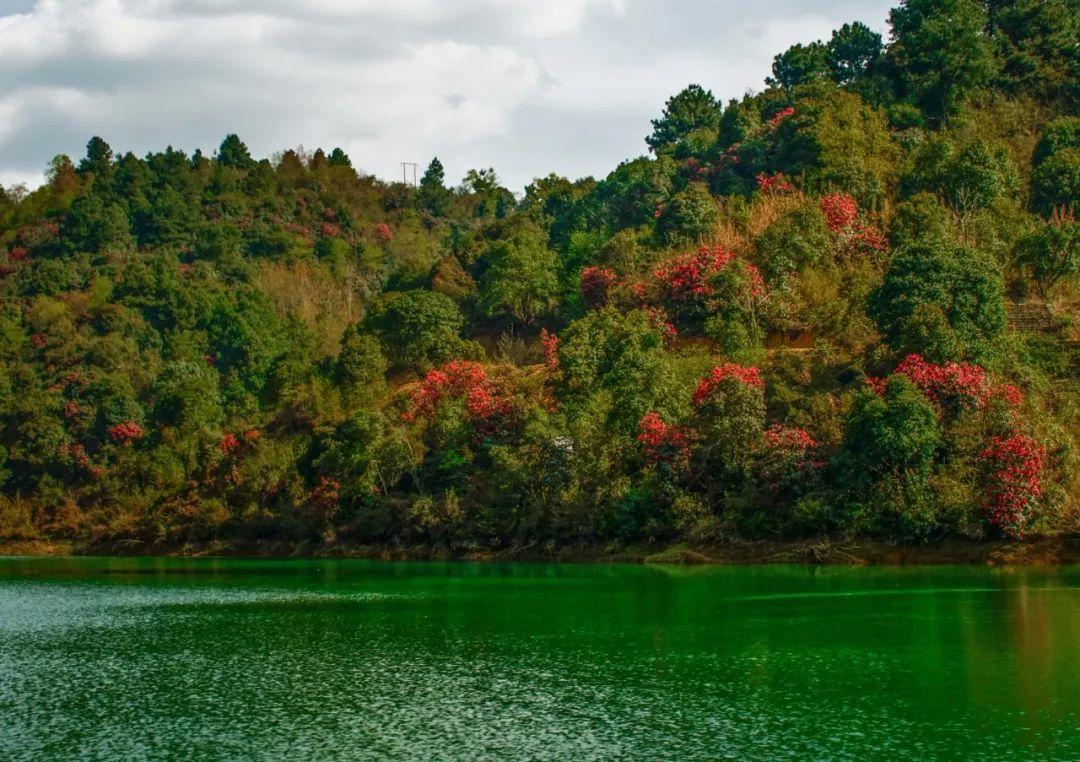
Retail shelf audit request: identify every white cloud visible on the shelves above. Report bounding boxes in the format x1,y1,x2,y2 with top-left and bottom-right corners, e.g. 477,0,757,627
0,0,896,192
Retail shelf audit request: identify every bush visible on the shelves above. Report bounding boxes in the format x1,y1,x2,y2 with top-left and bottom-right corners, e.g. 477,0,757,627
1032,148,1080,215
365,290,476,371
869,240,1005,364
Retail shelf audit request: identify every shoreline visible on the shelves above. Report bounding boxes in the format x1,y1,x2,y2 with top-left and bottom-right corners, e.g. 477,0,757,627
2,536,1079,565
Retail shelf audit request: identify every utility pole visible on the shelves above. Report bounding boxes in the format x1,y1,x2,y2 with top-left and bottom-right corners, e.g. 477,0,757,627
401,162,419,187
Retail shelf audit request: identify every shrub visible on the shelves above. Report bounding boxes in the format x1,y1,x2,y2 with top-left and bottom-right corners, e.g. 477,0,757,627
1032,148,1080,215
978,433,1046,539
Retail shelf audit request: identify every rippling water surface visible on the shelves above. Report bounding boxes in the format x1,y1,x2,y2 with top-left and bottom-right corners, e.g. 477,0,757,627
1,558,1078,760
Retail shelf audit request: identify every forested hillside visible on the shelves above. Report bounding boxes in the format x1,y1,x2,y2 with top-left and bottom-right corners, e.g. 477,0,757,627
1,0,1078,552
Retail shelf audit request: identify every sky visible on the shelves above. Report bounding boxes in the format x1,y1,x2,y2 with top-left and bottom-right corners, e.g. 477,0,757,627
0,0,897,193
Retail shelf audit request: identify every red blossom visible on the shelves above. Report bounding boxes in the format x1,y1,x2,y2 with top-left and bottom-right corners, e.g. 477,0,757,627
895,354,989,410
375,222,393,242
580,266,618,307
865,376,887,396
62,401,81,419
30,333,46,348
693,363,764,406
760,424,822,491
644,306,678,347
756,172,795,194
320,222,341,238
768,106,795,129
243,428,262,443
743,262,767,299
8,246,28,261
108,421,144,445
219,432,241,455
764,424,817,451
404,360,510,425
540,329,560,372
310,476,341,518
992,384,1024,408
637,411,691,467
979,433,1046,539
654,245,736,300
851,224,888,253
820,192,858,233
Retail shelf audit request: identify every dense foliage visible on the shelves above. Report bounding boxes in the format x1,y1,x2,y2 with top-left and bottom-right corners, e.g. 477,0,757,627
2,0,1078,550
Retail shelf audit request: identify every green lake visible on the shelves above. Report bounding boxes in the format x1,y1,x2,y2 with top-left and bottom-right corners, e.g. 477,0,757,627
0,558,1078,760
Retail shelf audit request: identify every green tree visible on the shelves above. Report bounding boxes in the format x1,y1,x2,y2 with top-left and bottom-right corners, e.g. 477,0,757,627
888,0,995,118
365,290,474,371
418,157,451,216
766,42,829,89
646,84,722,153
478,225,559,324
870,240,1006,363
827,22,884,85
658,181,719,245
1018,214,1078,292
1032,148,1080,215
557,307,677,434
78,136,114,177
216,134,255,170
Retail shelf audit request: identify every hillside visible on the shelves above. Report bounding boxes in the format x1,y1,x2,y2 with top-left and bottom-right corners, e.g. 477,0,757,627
1,0,1078,554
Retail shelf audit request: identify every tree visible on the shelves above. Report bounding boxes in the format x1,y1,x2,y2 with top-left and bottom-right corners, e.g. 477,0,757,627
870,240,1006,364
827,22,884,85
1017,212,1078,292
657,181,719,245
328,147,353,168
557,307,677,434
478,225,559,324
418,157,451,216
216,134,255,169
1032,148,1080,215
78,136,114,176
887,0,995,118
840,375,941,495
646,84,721,153
365,290,474,371
766,42,829,89
595,156,676,230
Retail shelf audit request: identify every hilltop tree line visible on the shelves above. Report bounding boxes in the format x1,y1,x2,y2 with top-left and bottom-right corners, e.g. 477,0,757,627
1,0,1078,550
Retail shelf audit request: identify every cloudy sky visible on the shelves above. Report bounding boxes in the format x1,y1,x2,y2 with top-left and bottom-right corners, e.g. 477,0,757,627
0,0,896,193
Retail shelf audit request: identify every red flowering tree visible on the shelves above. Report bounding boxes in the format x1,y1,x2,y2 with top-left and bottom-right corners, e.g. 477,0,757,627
375,222,393,242
756,172,795,194
693,363,764,405
404,360,511,432
692,364,766,468
637,411,691,469
580,266,617,307
644,307,677,347
309,476,341,526
978,433,1046,538
540,329,560,372
219,432,241,455
768,106,795,130
760,424,822,496
893,354,989,412
653,245,766,325
108,421,145,445
820,192,858,233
